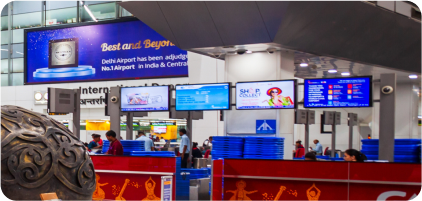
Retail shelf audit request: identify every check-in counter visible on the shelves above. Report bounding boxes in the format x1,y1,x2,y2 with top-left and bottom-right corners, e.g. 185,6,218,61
212,159,421,200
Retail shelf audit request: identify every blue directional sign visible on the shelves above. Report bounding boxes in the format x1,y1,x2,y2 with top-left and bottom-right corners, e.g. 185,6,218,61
256,119,276,134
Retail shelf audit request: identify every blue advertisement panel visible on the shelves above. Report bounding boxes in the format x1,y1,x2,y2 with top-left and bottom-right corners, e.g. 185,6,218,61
304,77,372,108
120,86,169,112
25,19,188,84
175,83,230,111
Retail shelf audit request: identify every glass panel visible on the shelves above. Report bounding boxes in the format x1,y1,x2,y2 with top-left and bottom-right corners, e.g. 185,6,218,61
12,1,42,15
1,30,8,45
121,7,133,17
1,3,8,16
1,73,8,86
12,12,42,29
1,59,8,73
84,1,111,5
46,1,76,10
1,44,8,59
12,58,23,73
12,29,23,44
11,73,23,86
1,16,8,31
11,43,23,58
46,7,77,26
81,2,115,22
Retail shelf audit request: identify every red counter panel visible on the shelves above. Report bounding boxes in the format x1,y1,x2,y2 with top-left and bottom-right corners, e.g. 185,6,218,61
348,183,421,200
224,159,349,180
212,159,224,201
91,155,176,173
223,178,348,200
93,172,163,200
349,162,421,183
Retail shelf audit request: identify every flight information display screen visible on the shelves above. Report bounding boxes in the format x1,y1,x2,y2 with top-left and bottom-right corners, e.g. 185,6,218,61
121,86,169,112
304,77,372,108
175,83,230,111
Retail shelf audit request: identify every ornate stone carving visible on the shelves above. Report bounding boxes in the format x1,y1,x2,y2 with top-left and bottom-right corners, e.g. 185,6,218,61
1,105,95,200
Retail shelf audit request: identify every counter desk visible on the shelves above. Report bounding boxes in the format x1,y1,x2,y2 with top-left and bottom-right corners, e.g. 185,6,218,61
90,154,180,200
212,159,421,200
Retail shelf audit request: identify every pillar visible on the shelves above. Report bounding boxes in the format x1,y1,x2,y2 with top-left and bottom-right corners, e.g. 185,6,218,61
224,51,296,159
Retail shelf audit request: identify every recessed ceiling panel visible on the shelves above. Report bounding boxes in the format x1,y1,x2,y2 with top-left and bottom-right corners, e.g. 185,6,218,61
157,1,224,49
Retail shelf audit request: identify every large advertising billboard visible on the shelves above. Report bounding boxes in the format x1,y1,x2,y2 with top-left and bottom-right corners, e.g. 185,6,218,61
25,19,188,84
236,80,297,110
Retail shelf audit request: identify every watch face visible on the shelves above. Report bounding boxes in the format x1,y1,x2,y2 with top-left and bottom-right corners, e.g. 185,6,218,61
49,38,78,68
54,44,73,61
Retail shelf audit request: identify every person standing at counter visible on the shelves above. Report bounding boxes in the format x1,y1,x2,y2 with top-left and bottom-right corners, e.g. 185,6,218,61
191,142,203,167
136,131,154,151
179,129,190,168
105,130,123,155
310,139,323,155
304,152,317,161
293,140,305,158
344,149,367,162
88,134,103,152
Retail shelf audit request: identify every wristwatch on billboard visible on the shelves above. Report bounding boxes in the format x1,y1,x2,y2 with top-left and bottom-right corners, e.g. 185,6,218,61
48,38,79,68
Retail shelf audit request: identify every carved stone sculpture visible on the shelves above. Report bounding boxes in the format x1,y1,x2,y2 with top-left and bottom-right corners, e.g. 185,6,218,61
1,105,96,200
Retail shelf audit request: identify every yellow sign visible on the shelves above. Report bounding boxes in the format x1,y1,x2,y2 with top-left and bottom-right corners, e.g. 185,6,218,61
48,112,67,115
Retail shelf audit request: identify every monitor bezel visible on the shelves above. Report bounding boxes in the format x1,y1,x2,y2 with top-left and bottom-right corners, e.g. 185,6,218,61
175,82,232,111
120,85,170,112
235,79,298,110
303,76,373,108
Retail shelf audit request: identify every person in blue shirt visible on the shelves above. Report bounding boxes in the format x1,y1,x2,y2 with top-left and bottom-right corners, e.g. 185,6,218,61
310,139,323,155
136,131,154,151
179,129,190,168
88,134,102,152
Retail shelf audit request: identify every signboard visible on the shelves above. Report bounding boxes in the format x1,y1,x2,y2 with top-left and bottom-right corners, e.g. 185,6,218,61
161,176,173,201
304,77,372,108
256,120,276,134
236,80,297,110
25,19,188,84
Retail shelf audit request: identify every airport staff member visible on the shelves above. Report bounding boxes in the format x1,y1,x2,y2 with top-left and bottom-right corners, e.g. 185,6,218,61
136,131,154,151
105,130,123,155
310,139,323,155
179,129,190,168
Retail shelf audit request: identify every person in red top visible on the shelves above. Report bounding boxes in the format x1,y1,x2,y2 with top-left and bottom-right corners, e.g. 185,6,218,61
293,140,305,158
105,130,123,155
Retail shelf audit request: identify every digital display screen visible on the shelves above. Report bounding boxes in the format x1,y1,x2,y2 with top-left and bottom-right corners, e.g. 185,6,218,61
25,20,188,84
175,83,230,111
153,126,167,133
304,77,372,108
121,86,169,112
236,80,296,110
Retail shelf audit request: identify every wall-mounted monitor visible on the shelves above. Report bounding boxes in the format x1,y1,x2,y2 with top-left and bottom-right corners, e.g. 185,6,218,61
175,83,231,111
304,76,372,108
120,86,169,112
153,126,167,133
236,80,297,110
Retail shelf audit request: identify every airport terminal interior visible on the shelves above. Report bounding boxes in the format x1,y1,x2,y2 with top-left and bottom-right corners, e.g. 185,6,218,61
0,1,421,200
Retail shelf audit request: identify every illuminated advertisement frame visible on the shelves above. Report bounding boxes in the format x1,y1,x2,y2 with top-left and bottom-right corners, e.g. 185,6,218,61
24,17,188,85
235,79,298,110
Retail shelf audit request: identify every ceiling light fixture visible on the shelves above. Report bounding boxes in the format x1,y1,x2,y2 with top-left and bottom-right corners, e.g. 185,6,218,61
409,75,418,79
300,63,308,67
34,92,43,101
328,69,337,73
341,72,350,76
246,50,252,54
